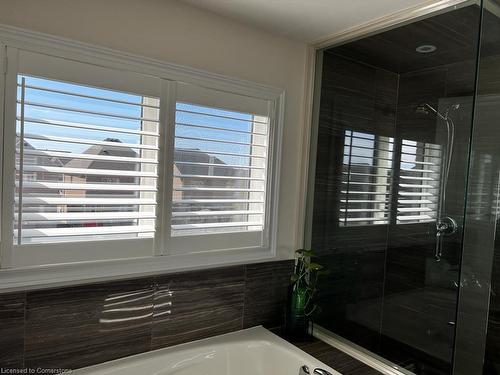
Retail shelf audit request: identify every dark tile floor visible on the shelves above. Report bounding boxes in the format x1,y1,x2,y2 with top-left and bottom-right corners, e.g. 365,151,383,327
289,336,383,375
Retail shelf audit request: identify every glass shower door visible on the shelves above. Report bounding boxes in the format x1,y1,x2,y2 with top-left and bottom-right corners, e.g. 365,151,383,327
380,94,476,374
307,3,482,374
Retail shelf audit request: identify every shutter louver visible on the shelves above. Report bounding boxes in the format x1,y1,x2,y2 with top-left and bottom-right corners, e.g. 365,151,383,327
397,139,442,223
172,102,269,236
14,75,160,244
340,130,394,226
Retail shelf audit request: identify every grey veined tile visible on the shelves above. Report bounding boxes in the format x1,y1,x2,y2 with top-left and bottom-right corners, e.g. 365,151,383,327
152,265,245,349
24,278,154,370
0,292,26,369
243,260,293,329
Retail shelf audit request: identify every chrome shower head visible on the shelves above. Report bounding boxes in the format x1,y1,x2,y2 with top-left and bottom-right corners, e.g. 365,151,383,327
415,102,458,121
415,102,438,116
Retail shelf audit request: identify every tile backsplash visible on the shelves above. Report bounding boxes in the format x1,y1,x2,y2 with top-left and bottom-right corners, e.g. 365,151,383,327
0,260,293,371
0,292,25,369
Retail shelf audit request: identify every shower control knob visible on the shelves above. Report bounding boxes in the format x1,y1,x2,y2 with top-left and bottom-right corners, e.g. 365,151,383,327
436,216,458,237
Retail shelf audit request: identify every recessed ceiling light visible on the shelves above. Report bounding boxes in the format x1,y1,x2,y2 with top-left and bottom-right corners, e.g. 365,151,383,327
416,44,437,53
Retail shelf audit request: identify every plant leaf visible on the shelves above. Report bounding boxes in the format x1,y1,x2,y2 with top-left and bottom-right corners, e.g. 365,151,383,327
302,250,316,258
308,262,324,270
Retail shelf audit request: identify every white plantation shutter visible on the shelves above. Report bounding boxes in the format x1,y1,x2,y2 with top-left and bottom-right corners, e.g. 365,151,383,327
397,139,442,223
172,104,268,235
14,75,160,244
168,84,272,252
340,130,394,226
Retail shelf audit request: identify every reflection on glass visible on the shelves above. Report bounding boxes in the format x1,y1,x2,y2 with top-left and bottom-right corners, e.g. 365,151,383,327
341,130,393,226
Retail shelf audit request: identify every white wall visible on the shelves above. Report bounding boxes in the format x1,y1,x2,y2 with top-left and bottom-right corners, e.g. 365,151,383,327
0,0,308,258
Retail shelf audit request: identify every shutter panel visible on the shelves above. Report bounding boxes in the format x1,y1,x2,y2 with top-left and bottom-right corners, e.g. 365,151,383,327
171,101,269,236
340,130,394,226
14,75,160,244
397,139,442,223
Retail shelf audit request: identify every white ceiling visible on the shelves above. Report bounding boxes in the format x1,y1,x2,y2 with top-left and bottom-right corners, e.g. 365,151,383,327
179,0,435,42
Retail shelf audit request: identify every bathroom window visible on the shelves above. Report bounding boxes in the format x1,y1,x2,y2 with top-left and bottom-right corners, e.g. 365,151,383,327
167,83,273,254
340,130,394,226
0,50,163,267
397,139,442,224
0,47,282,272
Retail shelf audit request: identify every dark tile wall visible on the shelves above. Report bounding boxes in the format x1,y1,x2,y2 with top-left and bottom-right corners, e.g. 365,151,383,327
0,260,293,371
0,293,25,369
457,57,500,373
243,260,292,328
312,51,398,351
24,278,154,370
380,58,476,374
151,266,245,349
332,6,480,74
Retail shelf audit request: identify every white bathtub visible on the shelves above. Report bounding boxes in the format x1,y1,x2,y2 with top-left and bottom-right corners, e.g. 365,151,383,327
71,326,341,375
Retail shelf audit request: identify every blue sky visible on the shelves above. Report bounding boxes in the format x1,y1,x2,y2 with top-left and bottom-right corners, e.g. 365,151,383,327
17,75,266,167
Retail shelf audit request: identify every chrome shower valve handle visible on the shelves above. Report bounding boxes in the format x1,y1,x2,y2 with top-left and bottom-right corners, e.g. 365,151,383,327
314,369,334,375
434,216,459,261
436,216,458,237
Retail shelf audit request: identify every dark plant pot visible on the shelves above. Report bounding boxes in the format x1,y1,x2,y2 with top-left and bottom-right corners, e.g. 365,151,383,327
285,285,309,339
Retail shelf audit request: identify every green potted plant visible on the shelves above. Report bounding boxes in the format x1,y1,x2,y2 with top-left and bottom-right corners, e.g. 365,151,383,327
286,249,328,338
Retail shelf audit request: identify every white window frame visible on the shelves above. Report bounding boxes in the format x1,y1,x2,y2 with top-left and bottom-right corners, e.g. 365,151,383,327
0,24,285,291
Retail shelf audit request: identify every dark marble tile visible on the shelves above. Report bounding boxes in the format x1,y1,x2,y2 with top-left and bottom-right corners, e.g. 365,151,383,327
446,60,477,97
3,261,293,370
243,260,293,329
316,250,385,353
24,278,154,370
380,335,451,375
151,266,245,349
0,292,25,369
380,295,455,364
331,6,480,73
397,68,447,144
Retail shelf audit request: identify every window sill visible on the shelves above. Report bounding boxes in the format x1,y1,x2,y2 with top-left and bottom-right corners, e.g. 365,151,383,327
0,247,283,293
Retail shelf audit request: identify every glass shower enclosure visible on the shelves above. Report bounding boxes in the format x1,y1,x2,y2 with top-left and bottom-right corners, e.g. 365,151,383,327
306,1,500,374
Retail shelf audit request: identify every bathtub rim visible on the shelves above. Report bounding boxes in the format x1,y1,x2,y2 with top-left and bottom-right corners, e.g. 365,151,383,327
68,326,339,375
